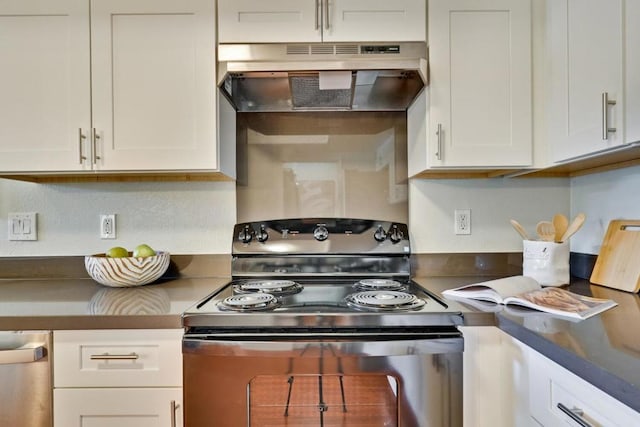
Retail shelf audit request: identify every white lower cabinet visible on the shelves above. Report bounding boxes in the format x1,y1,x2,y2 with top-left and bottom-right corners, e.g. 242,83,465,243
54,388,182,427
462,326,640,426
53,329,183,427
461,326,534,427
528,347,640,427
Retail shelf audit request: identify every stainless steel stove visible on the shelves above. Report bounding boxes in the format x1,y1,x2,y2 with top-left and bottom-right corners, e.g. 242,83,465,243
182,218,463,427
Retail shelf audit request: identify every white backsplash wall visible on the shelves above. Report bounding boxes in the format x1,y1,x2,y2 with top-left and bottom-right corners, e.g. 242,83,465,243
409,178,570,253
3,166,634,257
570,165,640,255
0,179,236,256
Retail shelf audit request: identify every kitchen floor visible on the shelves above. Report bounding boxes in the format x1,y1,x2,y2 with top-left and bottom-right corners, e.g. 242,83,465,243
249,375,398,427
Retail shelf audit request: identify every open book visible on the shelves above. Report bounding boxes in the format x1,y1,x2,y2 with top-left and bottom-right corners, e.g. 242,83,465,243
442,276,618,321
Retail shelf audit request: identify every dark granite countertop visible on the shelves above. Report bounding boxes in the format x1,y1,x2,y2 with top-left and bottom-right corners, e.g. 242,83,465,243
416,277,640,413
0,277,227,330
0,273,638,412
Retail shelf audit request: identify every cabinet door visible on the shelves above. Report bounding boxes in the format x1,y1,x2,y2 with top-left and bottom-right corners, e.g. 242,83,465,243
0,0,91,172
461,327,534,427
323,0,425,42
90,0,217,171
548,0,625,162
625,0,640,144
218,0,321,43
54,388,183,427
428,0,532,167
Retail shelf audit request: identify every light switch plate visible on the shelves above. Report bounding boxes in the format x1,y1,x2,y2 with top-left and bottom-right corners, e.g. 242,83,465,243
8,212,37,241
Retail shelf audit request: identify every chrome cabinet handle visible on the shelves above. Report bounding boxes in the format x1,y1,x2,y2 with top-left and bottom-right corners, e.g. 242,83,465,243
92,128,102,163
315,0,320,30
90,352,139,361
0,345,46,364
324,0,330,30
557,403,594,427
170,400,180,427
601,92,617,140
78,128,87,164
436,123,443,160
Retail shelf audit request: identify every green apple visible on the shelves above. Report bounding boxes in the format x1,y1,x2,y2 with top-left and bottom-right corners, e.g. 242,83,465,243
106,246,129,258
133,243,156,258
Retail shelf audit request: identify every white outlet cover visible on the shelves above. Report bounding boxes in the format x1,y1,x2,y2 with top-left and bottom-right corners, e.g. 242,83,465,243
100,214,116,239
454,209,471,235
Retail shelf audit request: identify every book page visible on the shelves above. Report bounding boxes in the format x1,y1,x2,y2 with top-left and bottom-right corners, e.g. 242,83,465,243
504,287,618,320
442,276,541,303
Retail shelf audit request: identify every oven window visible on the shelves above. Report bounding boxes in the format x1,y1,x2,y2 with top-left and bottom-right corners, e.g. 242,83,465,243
249,374,398,426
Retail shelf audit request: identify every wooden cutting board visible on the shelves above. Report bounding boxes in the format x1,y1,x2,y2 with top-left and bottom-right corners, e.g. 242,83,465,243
590,220,640,293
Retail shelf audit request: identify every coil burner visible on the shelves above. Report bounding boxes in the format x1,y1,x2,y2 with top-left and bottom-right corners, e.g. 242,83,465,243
233,280,303,296
345,290,426,312
219,293,279,312
354,278,407,291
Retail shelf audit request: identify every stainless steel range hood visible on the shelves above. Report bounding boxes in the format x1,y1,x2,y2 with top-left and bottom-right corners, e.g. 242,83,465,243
218,42,427,112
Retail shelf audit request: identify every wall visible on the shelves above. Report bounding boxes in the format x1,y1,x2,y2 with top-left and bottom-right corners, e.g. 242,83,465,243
409,177,570,253
1,166,636,257
0,179,236,257
570,165,640,255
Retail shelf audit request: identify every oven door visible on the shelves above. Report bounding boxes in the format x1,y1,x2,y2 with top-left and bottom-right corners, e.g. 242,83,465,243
183,330,463,427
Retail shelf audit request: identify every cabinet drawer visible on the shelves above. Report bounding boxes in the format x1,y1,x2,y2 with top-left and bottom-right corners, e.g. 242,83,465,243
529,350,640,426
54,329,182,387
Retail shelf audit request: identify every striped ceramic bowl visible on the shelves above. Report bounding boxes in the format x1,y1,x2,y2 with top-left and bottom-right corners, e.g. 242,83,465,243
84,251,170,287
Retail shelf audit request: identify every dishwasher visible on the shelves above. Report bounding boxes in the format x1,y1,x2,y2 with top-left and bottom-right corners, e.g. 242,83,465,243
0,331,52,427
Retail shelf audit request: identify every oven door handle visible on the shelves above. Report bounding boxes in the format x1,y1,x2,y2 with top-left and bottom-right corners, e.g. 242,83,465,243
183,336,463,357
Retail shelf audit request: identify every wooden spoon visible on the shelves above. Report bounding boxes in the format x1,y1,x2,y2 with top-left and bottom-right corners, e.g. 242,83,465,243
560,213,586,242
510,219,530,240
552,213,569,243
536,221,556,242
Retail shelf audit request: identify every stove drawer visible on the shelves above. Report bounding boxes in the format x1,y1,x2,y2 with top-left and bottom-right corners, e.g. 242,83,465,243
54,329,182,388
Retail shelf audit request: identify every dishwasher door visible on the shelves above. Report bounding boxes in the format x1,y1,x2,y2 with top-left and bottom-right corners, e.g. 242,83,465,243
0,331,52,427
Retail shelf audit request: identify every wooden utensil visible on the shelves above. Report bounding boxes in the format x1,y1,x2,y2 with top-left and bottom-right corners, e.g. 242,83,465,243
552,213,569,243
590,220,640,293
536,221,556,241
510,219,530,240
560,213,586,242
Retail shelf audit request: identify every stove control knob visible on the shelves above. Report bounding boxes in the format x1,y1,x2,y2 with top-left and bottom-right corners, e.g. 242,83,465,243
388,224,404,244
313,225,329,241
374,225,387,242
256,225,269,243
238,225,253,244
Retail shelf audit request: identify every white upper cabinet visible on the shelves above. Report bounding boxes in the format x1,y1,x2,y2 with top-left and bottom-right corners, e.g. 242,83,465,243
322,0,426,42
217,0,426,44
0,0,220,174
548,0,629,162
0,0,91,172
91,0,217,171
423,0,532,168
627,1,640,145
218,0,320,43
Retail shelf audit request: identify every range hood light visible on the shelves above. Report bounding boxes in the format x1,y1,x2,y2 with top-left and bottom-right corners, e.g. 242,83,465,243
319,71,352,90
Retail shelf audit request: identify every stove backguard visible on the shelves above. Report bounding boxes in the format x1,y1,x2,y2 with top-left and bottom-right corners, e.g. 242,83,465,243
231,218,411,278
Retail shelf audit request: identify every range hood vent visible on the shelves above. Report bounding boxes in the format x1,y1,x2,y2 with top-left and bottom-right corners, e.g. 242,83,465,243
218,42,427,112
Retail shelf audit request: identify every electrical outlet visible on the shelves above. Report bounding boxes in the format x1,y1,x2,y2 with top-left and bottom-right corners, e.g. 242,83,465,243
8,212,37,241
100,214,116,239
455,209,471,235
